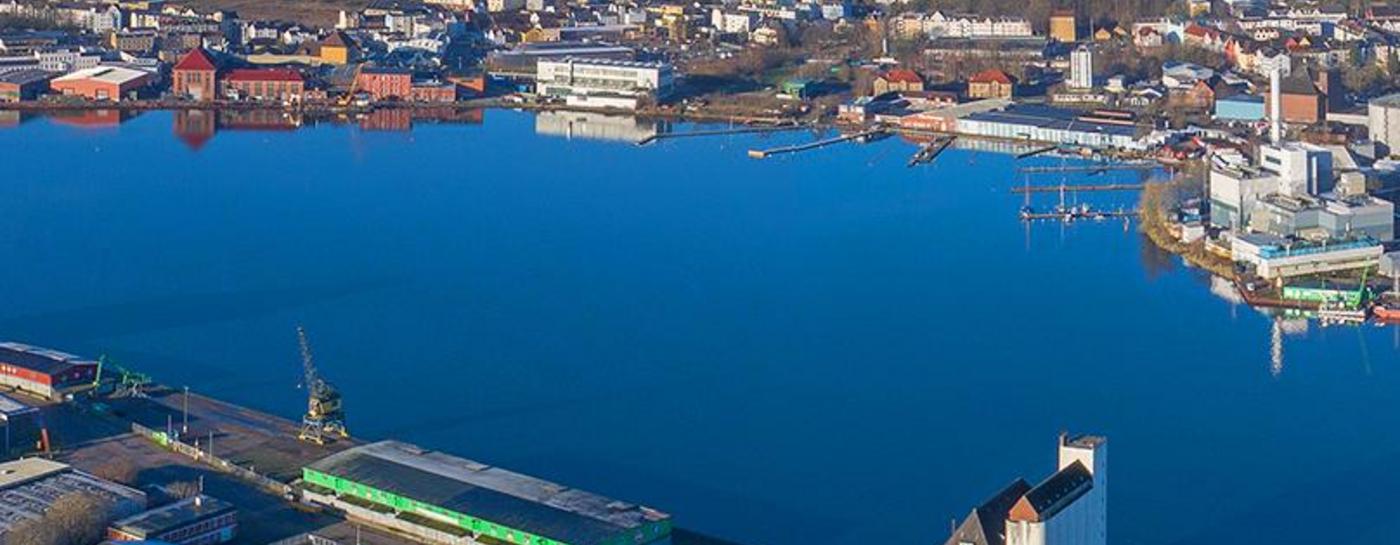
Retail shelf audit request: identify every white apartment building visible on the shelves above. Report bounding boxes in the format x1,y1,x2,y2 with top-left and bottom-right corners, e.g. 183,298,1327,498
1369,93,1400,153
1069,46,1093,89
711,9,758,34
897,11,1033,39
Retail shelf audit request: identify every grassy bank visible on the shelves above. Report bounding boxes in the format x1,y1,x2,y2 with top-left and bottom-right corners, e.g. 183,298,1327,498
1138,176,1236,279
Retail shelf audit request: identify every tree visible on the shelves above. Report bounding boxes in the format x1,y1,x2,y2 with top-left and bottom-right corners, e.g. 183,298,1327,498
7,493,115,545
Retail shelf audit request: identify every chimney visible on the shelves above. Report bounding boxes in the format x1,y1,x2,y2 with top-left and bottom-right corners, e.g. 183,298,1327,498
1270,66,1283,144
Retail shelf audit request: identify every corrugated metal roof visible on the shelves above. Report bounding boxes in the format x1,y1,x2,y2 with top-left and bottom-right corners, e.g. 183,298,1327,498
307,441,668,545
0,342,96,376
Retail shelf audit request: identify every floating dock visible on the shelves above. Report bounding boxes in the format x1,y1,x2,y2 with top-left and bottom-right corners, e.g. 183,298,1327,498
1011,183,1147,194
1019,206,1138,221
747,129,884,159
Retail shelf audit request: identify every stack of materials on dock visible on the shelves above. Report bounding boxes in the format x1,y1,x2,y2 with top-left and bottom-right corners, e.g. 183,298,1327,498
301,440,671,545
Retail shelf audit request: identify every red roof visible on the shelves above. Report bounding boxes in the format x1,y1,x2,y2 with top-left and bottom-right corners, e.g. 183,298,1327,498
881,69,922,84
174,47,216,71
225,68,304,82
969,69,1013,85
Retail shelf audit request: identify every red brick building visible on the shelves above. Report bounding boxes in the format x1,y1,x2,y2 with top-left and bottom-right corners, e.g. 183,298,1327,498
355,67,411,101
410,82,457,103
172,47,218,101
223,68,305,102
1266,69,1327,124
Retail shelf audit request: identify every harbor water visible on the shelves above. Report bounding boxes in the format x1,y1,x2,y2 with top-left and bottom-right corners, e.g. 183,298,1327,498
1,109,1397,545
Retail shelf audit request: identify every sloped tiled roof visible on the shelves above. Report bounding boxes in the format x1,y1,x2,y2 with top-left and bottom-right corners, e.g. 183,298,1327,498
969,69,1013,85
943,478,1032,545
173,47,216,71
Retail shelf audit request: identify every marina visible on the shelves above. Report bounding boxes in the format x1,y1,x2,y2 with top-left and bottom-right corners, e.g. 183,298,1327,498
746,129,885,159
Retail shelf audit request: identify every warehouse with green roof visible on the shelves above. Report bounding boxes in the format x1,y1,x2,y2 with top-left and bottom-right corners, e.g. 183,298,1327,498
301,440,671,545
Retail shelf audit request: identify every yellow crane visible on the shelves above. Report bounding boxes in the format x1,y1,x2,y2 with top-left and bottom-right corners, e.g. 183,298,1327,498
296,326,348,445
338,63,365,107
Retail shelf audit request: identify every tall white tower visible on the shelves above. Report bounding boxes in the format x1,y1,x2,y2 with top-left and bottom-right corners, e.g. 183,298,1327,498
1069,46,1093,90
1058,433,1107,545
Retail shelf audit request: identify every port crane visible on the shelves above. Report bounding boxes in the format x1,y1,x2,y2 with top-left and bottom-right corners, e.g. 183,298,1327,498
296,326,348,445
94,355,152,399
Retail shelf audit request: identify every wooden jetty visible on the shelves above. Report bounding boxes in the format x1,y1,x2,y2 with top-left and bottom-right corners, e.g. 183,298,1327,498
1010,183,1147,194
637,124,807,146
747,129,884,159
1017,163,1157,174
1015,145,1058,159
907,136,957,167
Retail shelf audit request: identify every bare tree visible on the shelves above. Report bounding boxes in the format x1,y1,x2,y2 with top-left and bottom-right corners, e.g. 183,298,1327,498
6,493,115,545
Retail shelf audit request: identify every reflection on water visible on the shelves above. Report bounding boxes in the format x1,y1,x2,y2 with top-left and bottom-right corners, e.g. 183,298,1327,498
534,110,669,142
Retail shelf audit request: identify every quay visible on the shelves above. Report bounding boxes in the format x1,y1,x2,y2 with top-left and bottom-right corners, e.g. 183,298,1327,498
1011,183,1148,194
746,129,884,159
636,124,807,146
0,341,741,545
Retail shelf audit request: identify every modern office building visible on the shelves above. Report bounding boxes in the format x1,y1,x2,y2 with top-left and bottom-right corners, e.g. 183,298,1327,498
0,342,99,400
0,458,146,536
1230,233,1385,279
536,58,674,100
1209,142,1335,230
302,440,671,545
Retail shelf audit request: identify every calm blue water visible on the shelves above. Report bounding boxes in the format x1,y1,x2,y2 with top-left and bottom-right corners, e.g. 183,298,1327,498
2,110,1398,545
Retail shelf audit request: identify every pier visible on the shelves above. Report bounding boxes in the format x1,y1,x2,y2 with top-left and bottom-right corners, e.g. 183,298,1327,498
636,124,807,146
1019,207,1139,221
908,136,957,167
747,129,884,159
1015,145,1058,159
1011,183,1148,194
1017,163,1157,174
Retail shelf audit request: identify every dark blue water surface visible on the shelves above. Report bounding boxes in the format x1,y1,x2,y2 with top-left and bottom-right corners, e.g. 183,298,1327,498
2,110,1398,545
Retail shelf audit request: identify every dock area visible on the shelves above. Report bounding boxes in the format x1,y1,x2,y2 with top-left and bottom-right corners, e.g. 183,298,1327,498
908,136,957,167
1017,163,1157,174
1019,206,1138,221
1011,183,1147,194
747,129,884,159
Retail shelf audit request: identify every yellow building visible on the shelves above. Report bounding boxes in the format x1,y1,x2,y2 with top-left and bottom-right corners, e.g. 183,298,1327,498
1049,10,1077,43
319,31,355,65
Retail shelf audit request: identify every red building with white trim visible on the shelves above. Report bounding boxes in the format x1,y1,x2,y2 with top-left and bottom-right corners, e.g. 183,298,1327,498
0,342,99,400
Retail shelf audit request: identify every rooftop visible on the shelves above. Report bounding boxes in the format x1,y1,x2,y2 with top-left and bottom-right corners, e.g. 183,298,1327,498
1008,461,1093,523
0,69,54,86
306,440,669,545
963,105,1139,137
111,495,235,537
0,342,98,376
225,68,303,82
0,458,146,533
51,66,150,86
0,392,35,417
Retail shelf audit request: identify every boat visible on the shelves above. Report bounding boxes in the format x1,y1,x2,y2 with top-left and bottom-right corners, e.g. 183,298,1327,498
1373,303,1400,323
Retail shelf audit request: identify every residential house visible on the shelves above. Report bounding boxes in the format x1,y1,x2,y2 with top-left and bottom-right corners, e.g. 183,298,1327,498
872,69,923,95
968,69,1015,99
